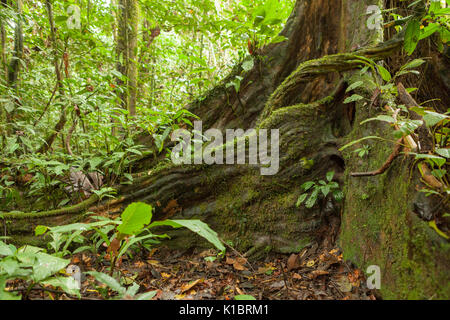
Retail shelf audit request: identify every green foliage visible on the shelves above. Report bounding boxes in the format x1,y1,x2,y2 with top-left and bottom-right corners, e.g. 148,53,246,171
353,145,371,158
296,171,343,209
117,202,153,237
344,56,449,199
234,294,256,300
36,201,225,276
149,219,226,253
402,1,450,55
86,271,157,300
0,240,80,299
0,0,294,214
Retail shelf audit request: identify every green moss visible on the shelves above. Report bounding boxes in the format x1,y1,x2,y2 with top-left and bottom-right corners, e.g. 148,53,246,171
339,97,450,299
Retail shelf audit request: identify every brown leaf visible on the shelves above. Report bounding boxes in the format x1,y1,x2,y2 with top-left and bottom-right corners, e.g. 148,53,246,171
287,253,301,271
107,238,120,255
292,273,302,280
308,270,329,279
233,261,247,271
235,286,244,295
180,279,204,293
228,257,248,271
162,199,182,218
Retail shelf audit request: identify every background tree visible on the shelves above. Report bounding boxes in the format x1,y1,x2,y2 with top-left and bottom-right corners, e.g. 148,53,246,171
115,0,139,116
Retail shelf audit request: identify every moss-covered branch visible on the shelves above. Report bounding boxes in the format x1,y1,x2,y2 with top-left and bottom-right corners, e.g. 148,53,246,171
0,194,99,220
261,37,403,120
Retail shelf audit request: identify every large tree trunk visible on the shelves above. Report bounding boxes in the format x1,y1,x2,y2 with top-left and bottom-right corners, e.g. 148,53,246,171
2,0,449,299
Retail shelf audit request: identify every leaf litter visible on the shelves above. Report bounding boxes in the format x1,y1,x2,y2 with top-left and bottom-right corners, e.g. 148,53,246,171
8,245,377,300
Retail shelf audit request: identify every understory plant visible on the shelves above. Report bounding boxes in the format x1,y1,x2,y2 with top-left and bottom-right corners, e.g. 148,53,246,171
36,202,226,276
296,171,343,209
0,240,80,300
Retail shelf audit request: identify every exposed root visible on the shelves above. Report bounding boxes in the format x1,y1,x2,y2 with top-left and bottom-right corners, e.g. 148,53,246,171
0,194,99,220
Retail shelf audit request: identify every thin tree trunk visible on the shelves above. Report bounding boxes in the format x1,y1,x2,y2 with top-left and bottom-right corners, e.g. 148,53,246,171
36,0,67,154
7,0,23,88
115,0,139,116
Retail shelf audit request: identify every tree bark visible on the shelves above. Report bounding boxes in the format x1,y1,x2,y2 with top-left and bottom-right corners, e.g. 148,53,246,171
36,0,67,154
115,0,139,116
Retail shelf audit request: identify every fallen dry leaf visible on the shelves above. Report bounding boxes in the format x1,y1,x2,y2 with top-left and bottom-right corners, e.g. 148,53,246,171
348,269,361,287
287,253,301,271
292,273,302,280
269,281,285,290
107,238,120,255
71,256,81,264
180,279,204,293
147,259,161,267
309,270,329,279
235,286,244,295
226,257,248,271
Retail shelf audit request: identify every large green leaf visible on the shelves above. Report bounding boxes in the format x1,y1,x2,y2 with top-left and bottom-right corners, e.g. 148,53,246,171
0,258,19,276
150,219,225,253
86,271,126,295
377,65,391,82
0,241,14,256
15,245,44,265
136,290,158,300
404,19,421,55
400,59,426,70
414,154,446,168
423,111,447,127
32,253,70,282
117,202,153,236
41,276,81,298
435,148,450,158
0,276,21,300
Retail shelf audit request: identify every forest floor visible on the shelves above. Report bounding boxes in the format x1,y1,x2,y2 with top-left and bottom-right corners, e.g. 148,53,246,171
10,244,378,300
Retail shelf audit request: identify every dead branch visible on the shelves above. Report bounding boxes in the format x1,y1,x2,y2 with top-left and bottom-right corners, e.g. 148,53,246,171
351,138,403,177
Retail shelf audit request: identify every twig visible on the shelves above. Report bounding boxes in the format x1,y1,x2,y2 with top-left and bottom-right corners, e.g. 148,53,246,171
351,138,403,177
368,88,380,110
278,260,290,297
219,237,256,273
33,81,59,127
65,110,79,156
